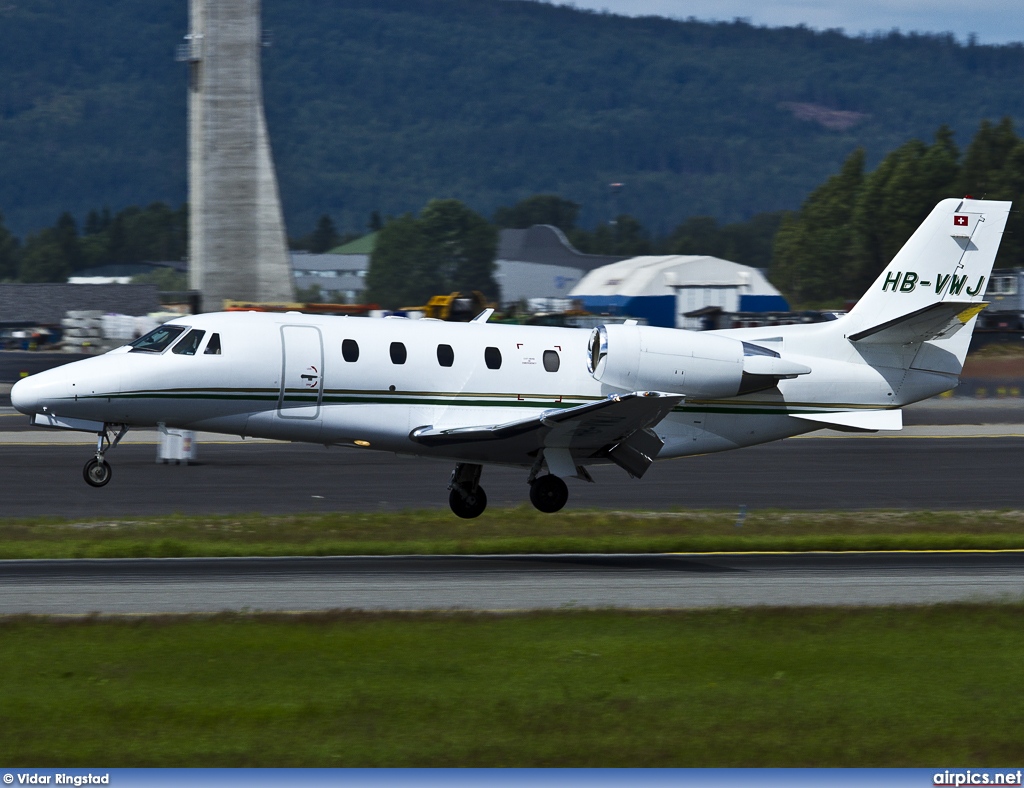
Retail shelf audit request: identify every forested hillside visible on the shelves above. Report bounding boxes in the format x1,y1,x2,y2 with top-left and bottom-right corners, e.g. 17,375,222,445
2,0,1024,239
771,119,1024,307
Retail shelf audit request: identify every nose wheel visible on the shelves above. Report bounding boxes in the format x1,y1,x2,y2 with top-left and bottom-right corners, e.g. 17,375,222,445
83,457,112,487
82,423,128,488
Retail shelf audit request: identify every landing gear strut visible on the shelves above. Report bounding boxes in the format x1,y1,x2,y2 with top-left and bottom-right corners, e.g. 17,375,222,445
529,474,569,513
448,463,487,518
83,424,128,488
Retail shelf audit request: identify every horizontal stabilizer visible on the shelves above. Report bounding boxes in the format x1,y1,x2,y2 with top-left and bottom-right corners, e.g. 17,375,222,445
848,302,986,345
791,409,902,432
410,391,682,451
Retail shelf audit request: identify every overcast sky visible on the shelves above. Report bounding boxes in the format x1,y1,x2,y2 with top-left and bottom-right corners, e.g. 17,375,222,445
537,1,1024,44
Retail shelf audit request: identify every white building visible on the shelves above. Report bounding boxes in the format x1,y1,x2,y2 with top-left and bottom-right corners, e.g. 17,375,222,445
570,255,788,328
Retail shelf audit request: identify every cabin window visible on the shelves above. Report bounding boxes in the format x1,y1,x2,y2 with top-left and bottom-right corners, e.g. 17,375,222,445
390,341,407,365
437,344,455,367
484,346,502,370
204,333,222,355
171,329,206,356
129,325,186,353
342,339,359,362
543,350,560,372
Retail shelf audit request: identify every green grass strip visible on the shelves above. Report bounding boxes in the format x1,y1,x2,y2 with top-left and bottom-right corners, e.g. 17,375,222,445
2,606,1023,766
4,508,1024,558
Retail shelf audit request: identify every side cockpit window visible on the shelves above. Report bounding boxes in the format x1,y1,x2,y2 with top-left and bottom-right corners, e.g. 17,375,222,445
172,329,206,356
130,325,187,353
204,333,222,355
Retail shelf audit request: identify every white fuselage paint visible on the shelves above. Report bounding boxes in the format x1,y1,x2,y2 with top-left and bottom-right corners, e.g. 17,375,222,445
16,310,956,469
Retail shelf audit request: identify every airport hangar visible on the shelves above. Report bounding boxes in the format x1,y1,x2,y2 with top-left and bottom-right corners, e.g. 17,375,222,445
294,224,787,327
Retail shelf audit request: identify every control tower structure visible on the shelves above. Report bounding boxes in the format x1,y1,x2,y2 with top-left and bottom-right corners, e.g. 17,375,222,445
182,0,295,310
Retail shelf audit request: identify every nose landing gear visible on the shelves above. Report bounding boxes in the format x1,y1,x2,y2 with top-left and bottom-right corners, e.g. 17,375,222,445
448,463,487,518
83,457,112,487
83,424,128,488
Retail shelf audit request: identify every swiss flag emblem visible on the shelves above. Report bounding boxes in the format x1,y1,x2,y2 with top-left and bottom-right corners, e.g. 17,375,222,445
954,215,969,226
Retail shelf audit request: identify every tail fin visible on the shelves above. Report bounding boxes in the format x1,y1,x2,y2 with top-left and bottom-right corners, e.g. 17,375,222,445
845,198,1011,344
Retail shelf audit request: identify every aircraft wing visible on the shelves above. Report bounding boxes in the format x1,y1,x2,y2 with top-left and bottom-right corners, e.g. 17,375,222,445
409,391,683,477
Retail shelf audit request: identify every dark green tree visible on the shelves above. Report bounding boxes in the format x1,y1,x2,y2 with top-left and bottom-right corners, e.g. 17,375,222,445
308,214,341,253
665,212,785,270
76,202,188,267
956,117,1019,198
419,199,498,298
53,212,83,271
366,214,434,308
493,195,580,233
986,138,1024,268
849,129,964,293
665,216,727,258
0,212,20,281
771,148,864,304
19,229,71,283
367,200,498,308
572,215,652,256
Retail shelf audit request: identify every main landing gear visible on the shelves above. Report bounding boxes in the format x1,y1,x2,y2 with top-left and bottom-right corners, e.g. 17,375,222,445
448,463,487,519
529,474,569,513
446,462,574,518
83,424,128,488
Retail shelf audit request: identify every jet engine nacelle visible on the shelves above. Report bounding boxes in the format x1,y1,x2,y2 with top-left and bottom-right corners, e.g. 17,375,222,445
588,324,811,398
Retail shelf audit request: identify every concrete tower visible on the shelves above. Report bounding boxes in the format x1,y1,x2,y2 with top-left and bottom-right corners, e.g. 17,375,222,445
183,0,295,310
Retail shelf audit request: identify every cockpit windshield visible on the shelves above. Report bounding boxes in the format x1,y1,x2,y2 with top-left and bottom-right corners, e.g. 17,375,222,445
172,329,206,356
130,325,187,353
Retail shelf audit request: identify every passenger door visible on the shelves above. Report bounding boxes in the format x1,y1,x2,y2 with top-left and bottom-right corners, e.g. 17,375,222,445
278,325,324,420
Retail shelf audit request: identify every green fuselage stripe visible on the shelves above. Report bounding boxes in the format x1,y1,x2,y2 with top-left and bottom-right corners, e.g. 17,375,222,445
78,388,885,417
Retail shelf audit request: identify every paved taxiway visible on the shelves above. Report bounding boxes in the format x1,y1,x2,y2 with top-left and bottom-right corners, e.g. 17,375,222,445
2,552,1022,614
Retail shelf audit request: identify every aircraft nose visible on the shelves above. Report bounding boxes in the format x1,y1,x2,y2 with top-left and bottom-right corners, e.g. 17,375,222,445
10,375,38,415
10,366,68,416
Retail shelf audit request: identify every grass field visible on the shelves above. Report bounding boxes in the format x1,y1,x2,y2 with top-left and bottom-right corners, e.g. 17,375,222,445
3,508,1024,559
2,606,1023,766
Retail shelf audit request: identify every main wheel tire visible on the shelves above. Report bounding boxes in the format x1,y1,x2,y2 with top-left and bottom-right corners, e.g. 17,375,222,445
529,474,568,513
449,485,487,519
83,458,112,488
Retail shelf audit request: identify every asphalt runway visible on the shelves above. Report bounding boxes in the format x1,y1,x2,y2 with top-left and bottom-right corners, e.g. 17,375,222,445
1,398,1022,515
1,436,1024,516
2,552,1022,614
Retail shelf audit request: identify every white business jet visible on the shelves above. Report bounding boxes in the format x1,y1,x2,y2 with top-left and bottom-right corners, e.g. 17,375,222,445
11,198,1010,517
